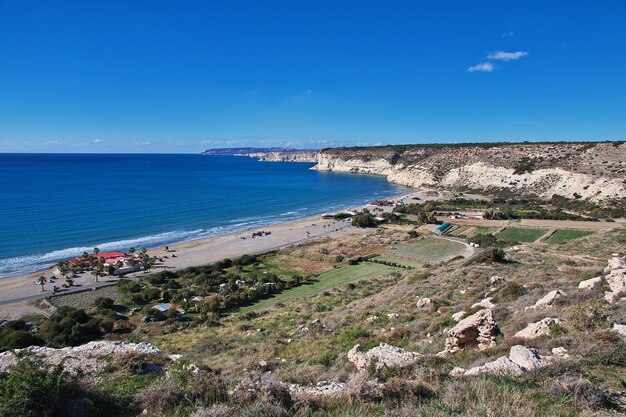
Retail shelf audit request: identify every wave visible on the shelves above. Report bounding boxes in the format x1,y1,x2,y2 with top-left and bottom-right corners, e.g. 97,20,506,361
0,187,409,278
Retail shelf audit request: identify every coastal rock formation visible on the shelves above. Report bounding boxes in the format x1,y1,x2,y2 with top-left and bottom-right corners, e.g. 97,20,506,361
0,341,162,374
525,290,566,311
347,343,422,371
515,318,562,340
313,142,626,203
440,309,499,355
248,150,319,163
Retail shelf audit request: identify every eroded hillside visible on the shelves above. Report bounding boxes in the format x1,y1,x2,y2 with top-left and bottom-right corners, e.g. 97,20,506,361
314,142,626,203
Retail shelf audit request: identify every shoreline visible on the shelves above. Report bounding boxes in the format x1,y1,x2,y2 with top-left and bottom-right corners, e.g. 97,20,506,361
0,189,444,316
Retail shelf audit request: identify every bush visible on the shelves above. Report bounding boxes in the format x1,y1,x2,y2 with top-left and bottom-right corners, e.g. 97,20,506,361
95,296,115,311
337,327,370,344
0,357,85,417
569,298,608,331
381,379,435,404
0,321,44,351
351,213,378,228
493,282,527,302
39,306,103,347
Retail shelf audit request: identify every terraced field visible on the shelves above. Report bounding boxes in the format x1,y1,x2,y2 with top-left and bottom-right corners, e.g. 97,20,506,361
237,263,399,312
496,227,547,243
388,237,469,261
371,256,422,268
545,229,594,244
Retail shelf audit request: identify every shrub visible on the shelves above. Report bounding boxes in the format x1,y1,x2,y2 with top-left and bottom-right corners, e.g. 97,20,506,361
337,327,370,344
95,296,115,311
39,306,103,347
569,298,608,331
352,213,378,228
381,379,435,404
493,282,527,302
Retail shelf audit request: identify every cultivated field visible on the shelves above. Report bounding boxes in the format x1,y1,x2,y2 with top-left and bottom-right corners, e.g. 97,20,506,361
388,237,468,261
545,229,594,244
236,262,399,312
496,227,547,243
370,255,422,268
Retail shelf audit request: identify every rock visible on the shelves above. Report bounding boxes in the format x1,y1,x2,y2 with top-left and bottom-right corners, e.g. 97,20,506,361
387,313,399,319
605,256,626,273
612,323,626,338
416,297,434,310
366,315,380,322
258,360,268,368
289,380,346,399
0,341,162,374
604,268,626,303
525,290,566,311
514,317,562,340
490,275,504,284
578,276,603,290
439,309,499,355
452,311,466,322
471,297,496,310
347,343,422,371
453,345,548,377
551,347,569,358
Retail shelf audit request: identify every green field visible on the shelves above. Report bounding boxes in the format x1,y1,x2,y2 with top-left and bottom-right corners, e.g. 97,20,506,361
468,226,498,237
496,227,547,243
448,225,470,237
388,237,467,261
371,256,422,268
544,229,594,244
236,263,398,312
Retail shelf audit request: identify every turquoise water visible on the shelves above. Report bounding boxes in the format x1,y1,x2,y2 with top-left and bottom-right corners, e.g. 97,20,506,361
0,154,408,278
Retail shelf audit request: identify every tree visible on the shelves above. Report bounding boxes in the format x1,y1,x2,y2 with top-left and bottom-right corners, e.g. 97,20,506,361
93,247,100,255
35,276,46,292
129,246,136,255
351,212,377,228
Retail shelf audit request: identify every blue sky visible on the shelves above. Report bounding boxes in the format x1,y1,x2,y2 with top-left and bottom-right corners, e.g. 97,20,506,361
1,0,625,153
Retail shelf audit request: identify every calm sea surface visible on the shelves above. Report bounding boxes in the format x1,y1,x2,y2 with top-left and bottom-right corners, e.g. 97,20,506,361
0,154,408,278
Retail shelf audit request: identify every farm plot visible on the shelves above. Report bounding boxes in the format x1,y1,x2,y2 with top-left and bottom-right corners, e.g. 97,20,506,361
237,263,399,312
496,227,547,243
388,237,469,261
545,229,594,244
370,256,422,269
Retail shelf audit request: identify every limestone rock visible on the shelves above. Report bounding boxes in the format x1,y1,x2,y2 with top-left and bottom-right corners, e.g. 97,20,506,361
471,297,496,310
416,297,434,310
440,309,499,355
604,268,626,303
387,313,399,319
453,345,547,377
578,276,603,290
452,311,466,322
490,275,504,284
347,343,421,371
612,323,626,339
514,318,562,340
289,380,346,399
605,256,626,273
0,341,162,374
525,290,565,311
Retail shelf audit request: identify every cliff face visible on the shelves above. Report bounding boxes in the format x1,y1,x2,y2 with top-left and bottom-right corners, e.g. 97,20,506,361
313,142,626,203
248,150,319,163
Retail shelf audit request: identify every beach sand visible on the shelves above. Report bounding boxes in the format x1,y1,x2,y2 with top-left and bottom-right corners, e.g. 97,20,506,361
0,189,445,319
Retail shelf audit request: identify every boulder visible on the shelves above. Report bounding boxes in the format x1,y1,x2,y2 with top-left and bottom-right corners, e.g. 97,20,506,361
612,323,626,339
514,317,562,340
490,275,504,284
525,290,565,311
471,297,496,310
289,380,346,399
439,309,499,355
452,311,466,322
453,345,547,377
347,343,422,371
578,276,603,290
387,313,399,320
605,256,626,273
416,297,434,310
604,268,626,303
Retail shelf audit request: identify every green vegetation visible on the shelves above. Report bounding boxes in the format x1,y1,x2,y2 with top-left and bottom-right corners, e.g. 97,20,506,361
545,229,594,244
237,263,398,312
496,227,547,243
370,256,421,269
351,212,378,228
389,237,467,261
468,226,498,237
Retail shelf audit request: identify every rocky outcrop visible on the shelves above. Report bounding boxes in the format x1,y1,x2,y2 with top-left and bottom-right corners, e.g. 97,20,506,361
525,290,566,311
313,142,626,203
440,309,499,355
515,318,562,340
604,256,626,303
0,341,162,374
471,297,496,310
248,150,319,163
578,276,604,290
416,297,434,310
347,343,422,371
452,345,559,377
288,380,346,399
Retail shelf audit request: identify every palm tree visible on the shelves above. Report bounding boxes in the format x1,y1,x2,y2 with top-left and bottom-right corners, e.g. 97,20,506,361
129,247,136,255
36,276,46,292
93,247,100,255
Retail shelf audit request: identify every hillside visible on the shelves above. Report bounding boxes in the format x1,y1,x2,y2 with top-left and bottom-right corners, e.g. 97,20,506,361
314,142,626,203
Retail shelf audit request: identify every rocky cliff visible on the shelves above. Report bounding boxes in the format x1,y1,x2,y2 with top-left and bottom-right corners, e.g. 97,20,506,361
313,142,626,203
248,150,319,163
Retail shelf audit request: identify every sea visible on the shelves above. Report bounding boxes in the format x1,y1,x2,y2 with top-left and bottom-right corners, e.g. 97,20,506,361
0,153,409,278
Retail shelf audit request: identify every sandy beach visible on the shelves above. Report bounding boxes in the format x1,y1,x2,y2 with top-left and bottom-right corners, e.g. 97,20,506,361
0,189,446,319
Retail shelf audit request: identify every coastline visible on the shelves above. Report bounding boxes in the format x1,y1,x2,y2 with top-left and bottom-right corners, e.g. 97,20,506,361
0,188,445,317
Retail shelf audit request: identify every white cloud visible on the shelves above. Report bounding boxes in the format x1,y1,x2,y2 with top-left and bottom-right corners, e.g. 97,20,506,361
502,31,514,38
467,62,494,72
140,141,152,146
487,50,528,61
93,139,104,144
